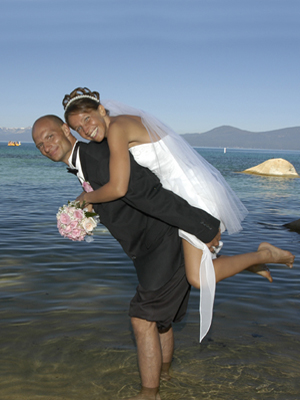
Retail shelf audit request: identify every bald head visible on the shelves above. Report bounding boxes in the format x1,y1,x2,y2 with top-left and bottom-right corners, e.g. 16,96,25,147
32,115,64,133
32,115,76,164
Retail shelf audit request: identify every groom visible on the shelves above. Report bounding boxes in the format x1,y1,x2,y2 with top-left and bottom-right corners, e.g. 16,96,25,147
32,115,220,400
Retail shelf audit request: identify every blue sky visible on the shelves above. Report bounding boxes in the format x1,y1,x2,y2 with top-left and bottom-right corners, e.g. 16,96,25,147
1,0,299,133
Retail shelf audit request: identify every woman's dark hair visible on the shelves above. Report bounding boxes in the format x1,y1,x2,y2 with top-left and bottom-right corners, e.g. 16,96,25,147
62,87,109,125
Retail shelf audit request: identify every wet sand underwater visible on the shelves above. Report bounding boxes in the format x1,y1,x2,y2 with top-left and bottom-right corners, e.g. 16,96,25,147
1,233,299,400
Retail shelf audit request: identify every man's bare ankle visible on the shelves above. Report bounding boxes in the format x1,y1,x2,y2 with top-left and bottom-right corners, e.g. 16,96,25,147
161,361,172,381
141,386,159,395
123,386,160,399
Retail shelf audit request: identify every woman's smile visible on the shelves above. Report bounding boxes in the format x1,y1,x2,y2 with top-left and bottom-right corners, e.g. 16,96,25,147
90,127,98,139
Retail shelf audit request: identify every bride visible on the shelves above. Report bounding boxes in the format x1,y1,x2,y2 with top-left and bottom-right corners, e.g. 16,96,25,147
62,87,294,341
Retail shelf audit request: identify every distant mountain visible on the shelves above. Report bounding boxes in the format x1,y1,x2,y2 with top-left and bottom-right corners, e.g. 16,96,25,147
182,126,300,150
1,125,300,150
0,127,32,142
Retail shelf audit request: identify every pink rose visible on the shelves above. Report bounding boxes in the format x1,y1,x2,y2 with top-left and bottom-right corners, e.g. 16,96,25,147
74,209,84,220
68,207,75,215
82,181,94,193
60,213,71,225
71,229,83,240
70,220,79,229
64,224,73,233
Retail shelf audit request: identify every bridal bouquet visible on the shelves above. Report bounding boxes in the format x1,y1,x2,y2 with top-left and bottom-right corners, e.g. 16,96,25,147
56,200,99,242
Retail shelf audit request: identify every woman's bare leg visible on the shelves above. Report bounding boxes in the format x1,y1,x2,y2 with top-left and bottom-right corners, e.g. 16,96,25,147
214,242,294,283
183,239,294,287
182,239,203,289
246,264,273,282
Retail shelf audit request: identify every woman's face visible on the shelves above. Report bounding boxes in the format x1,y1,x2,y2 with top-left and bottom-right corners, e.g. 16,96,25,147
68,105,108,142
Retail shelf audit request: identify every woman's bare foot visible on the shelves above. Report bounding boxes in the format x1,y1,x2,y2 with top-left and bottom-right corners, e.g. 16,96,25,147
258,242,294,268
247,264,273,282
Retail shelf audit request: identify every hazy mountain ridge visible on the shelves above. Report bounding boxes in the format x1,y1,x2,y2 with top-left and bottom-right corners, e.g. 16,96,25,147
1,125,300,150
182,126,300,150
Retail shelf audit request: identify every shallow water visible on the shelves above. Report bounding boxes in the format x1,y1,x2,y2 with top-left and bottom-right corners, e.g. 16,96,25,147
0,143,299,399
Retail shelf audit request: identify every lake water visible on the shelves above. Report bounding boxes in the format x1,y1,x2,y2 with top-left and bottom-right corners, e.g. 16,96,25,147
0,143,299,400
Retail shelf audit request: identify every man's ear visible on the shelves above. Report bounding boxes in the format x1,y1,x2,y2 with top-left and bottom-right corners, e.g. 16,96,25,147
61,123,71,137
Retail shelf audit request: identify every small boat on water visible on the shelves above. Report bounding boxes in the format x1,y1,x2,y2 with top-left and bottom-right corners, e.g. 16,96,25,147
8,141,21,146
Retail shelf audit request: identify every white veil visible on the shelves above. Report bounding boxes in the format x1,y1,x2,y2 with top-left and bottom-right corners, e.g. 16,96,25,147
102,99,248,341
103,99,248,233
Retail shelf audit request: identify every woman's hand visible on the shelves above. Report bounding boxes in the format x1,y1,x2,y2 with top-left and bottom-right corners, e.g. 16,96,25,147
206,229,221,253
76,191,89,207
84,203,94,213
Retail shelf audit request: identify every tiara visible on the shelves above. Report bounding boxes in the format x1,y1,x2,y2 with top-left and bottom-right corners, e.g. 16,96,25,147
64,95,100,111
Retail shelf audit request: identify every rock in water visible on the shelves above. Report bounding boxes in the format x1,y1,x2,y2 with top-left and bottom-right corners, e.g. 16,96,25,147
284,219,300,233
241,158,299,177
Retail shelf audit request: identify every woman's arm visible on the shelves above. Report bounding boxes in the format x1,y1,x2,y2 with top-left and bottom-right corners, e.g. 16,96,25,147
79,125,131,205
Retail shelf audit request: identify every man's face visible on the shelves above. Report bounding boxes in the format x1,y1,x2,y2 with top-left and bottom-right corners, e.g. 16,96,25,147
33,119,73,163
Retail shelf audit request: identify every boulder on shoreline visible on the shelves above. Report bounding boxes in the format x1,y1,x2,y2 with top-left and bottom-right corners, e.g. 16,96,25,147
241,158,299,177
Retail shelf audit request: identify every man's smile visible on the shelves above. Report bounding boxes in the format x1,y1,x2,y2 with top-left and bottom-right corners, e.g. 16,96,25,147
47,145,59,159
